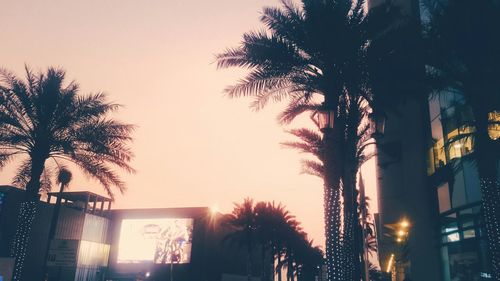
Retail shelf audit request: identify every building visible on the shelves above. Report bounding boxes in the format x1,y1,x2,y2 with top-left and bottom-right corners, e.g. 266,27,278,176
370,1,499,280
0,186,248,281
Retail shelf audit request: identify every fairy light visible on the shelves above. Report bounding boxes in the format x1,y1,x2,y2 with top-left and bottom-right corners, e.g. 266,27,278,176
342,208,355,280
479,178,500,279
11,201,37,281
324,185,344,281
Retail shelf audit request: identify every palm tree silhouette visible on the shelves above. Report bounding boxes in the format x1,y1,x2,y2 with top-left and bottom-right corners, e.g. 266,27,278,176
292,237,324,281
254,201,301,281
216,1,396,279
0,66,135,281
222,198,258,281
224,199,321,281
282,100,373,280
421,0,500,277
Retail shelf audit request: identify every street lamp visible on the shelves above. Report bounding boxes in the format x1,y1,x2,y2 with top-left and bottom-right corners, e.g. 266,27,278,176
369,110,386,139
316,105,335,131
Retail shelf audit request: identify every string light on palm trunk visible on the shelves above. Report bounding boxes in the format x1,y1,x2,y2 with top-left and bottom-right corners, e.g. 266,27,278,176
479,178,500,279
324,186,343,280
11,201,37,281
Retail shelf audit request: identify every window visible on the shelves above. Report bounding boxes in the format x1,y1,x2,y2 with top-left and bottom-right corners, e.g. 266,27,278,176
489,111,500,140
438,183,452,213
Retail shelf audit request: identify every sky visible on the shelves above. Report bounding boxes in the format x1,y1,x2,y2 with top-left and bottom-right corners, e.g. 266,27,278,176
0,0,378,248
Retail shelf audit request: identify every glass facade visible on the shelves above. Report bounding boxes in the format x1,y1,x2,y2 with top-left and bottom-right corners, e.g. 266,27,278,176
426,93,493,281
427,92,475,175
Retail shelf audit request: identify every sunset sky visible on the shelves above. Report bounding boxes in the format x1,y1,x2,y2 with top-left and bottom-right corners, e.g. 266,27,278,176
0,0,378,247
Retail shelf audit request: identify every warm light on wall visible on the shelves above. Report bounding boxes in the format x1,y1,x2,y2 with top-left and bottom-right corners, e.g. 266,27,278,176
386,253,395,273
400,220,409,228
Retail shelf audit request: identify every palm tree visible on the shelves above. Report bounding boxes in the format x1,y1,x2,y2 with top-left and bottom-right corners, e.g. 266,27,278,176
341,96,372,281
294,238,324,281
222,198,258,281
421,0,500,277
0,66,134,281
254,201,299,281
42,166,72,280
254,201,275,281
282,99,373,280
216,1,395,279
280,229,323,281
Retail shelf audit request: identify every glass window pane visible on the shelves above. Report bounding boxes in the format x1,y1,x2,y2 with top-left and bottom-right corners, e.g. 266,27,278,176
489,111,500,140
431,118,444,141
433,139,446,168
463,161,481,204
463,229,476,239
438,183,452,213
446,232,460,242
427,148,436,175
429,95,441,120
452,168,467,208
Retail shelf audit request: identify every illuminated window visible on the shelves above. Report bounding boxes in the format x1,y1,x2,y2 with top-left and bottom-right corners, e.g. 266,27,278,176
463,229,476,239
427,92,478,175
489,111,500,140
445,232,460,242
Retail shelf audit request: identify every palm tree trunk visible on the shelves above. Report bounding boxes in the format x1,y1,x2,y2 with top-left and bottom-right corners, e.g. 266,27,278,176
277,251,282,281
324,186,343,281
473,107,500,280
287,258,293,281
10,200,37,281
247,243,253,281
342,209,355,281
342,168,359,281
11,157,45,281
321,93,345,281
261,244,266,281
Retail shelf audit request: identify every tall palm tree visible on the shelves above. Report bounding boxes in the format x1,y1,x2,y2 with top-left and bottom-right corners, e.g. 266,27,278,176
216,1,395,279
0,66,134,281
222,198,258,281
421,0,500,277
282,100,372,280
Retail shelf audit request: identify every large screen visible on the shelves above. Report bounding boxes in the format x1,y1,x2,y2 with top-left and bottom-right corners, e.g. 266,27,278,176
117,218,193,264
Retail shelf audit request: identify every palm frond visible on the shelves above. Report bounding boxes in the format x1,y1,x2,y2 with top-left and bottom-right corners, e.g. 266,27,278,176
11,159,32,189
301,159,324,178
278,97,320,124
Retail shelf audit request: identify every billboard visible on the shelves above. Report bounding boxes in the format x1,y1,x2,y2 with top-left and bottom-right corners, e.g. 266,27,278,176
117,218,193,264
